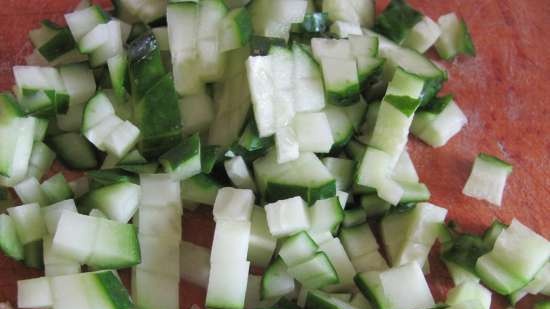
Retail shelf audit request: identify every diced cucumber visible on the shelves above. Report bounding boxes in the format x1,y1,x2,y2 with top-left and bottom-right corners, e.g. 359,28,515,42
0,115,36,187
322,0,360,26
269,46,296,129
41,173,74,204
78,22,110,53
224,156,257,191
360,194,391,218
320,57,360,105
356,147,403,205
309,197,344,233
64,5,109,41
292,43,326,113
42,199,78,235
56,102,85,133
435,13,475,60
402,16,441,53
159,134,202,181
81,92,115,131
373,0,423,44
322,157,355,191
80,181,140,223
139,174,182,211
14,177,49,206
180,93,215,134
84,114,124,151
23,239,44,268
319,237,357,292
391,149,419,183
311,38,352,61
206,260,250,309
0,214,24,260
210,220,251,263
254,150,336,204
59,63,96,106
275,126,300,164
354,271,390,309
379,262,435,309
213,187,255,222
292,112,334,153
342,207,367,228
180,241,211,288
350,293,373,309
261,257,295,300
52,211,99,263
246,55,275,138
330,21,362,39
279,231,319,266
136,235,180,278
446,282,491,309
349,35,378,58
323,105,354,150
220,8,252,52
30,21,77,62
248,206,277,267
444,260,480,286
340,223,378,259
17,277,53,309
132,268,179,309
136,206,181,242
181,174,221,205
43,236,81,276
411,95,468,147
462,153,512,206
356,56,385,88
288,252,339,289
50,272,90,309
475,219,550,295
351,251,389,273
48,132,98,170
265,196,311,238
107,53,129,99
196,0,228,80
102,120,140,158
87,218,140,269
7,203,47,245
33,118,49,141
509,263,550,305
398,181,431,204
305,290,358,309
88,20,124,67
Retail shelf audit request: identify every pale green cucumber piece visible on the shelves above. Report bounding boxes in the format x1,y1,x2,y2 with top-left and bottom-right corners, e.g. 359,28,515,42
373,0,423,44
279,231,319,267
342,208,367,228
81,92,116,131
7,203,47,245
324,105,354,150
402,16,441,54
52,211,99,263
219,8,252,52
248,206,277,268
64,5,109,41
288,252,339,290
87,218,140,269
309,197,344,233
446,282,491,309
27,141,55,180
319,237,357,292
80,181,140,223
340,223,378,259
206,260,250,309
435,13,475,60
0,214,24,260
14,177,49,206
59,63,96,106
180,174,221,205
262,258,296,300
322,157,355,191
265,197,310,238
107,53,129,99
41,173,74,204
320,57,360,105
42,199,77,235
292,112,334,153
17,276,53,309
462,153,512,206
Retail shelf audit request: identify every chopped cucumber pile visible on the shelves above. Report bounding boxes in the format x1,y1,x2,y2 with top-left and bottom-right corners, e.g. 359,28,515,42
0,1,547,309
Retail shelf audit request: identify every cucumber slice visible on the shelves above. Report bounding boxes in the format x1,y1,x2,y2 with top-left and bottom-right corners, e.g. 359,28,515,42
102,120,140,158
212,187,255,222
132,268,179,309
159,134,202,181
248,206,277,268
48,132,98,170
81,92,115,131
210,220,251,263
340,223,378,259
17,277,53,309
275,126,300,164
206,260,250,309
254,150,336,204
292,112,334,153
80,181,140,223
402,16,441,53
351,251,389,273
279,231,319,266
180,93,215,134
52,211,99,263
475,219,550,295
412,96,467,147
288,252,339,289
88,20,124,67
14,177,49,206
139,174,182,211
42,199,78,235
320,57,360,105
220,8,252,52
0,214,24,260
261,257,295,300
435,13,475,60
181,174,221,205
265,196,311,238
309,197,344,233
373,0,423,44
180,241,211,288
462,153,512,206
64,5,109,41
319,237,357,292
7,204,47,245
41,173,74,204
84,114,124,151
78,22,109,53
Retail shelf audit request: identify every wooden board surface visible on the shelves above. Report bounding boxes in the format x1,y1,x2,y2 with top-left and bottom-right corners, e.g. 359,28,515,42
0,0,549,308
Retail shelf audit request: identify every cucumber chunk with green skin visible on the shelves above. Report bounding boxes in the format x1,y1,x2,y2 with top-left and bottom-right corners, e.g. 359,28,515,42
294,12,330,34
292,43,326,113
64,5,109,41
220,8,253,52
59,64,95,107
180,93,216,135
159,133,202,181
224,156,257,190
322,0,360,26
319,237,357,292
305,290,357,309
107,53,129,99
374,0,423,44
180,174,221,205
0,113,36,186
354,271,390,309
279,231,319,266
435,13,475,60
320,57,360,105
128,33,167,99
323,105,354,150
42,199,78,235
262,257,296,300
265,196,311,238
80,181,140,223
402,16,441,54
288,252,339,290
340,223,379,259
351,250,389,273
87,218,141,269
441,233,487,277
254,150,336,204
475,219,550,295
7,203,47,245
322,157,355,191
356,56,385,89
212,187,255,222
509,263,550,305
22,239,44,268
206,260,251,309
309,197,344,233
17,276,53,309
41,173,74,204
34,25,77,62
139,173,182,211
342,208,367,228
356,147,403,205
330,21,362,39
292,112,334,153
14,177,49,206
446,282,491,309
103,120,141,158
132,268,179,309
462,153,512,206
0,214,24,260
135,235,180,278
53,211,99,263
397,181,431,203
48,132,98,170
481,219,507,250
248,206,277,267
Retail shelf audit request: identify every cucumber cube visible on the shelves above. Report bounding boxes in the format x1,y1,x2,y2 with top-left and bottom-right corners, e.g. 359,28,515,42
87,218,141,269
462,153,512,206
248,206,277,268
213,187,255,222
320,57,360,105
180,241,211,288
139,174,182,211
132,269,179,309
292,112,334,153
210,220,251,263
265,196,310,238
7,203,47,245
42,199,78,234
287,252,339,289
136,206,182,241
52,211,99,263
378,262,435,309
319,237,357,292
17,277,53,309
279,231,319,267
0,214,24,260
206,260,250,309
137,235,180,278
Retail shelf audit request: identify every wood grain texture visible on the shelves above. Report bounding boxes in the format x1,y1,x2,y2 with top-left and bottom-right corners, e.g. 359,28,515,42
0,0,549,308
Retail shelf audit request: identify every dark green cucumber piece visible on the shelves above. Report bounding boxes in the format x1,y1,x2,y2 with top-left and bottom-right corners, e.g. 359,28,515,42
373,0,423,43
48,132,98,170
159,133,202,180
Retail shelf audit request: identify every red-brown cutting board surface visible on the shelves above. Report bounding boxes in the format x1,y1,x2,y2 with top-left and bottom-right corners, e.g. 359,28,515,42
0,0,549,308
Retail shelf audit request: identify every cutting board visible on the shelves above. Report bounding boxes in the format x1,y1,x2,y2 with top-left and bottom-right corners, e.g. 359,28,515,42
0,0,548,308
